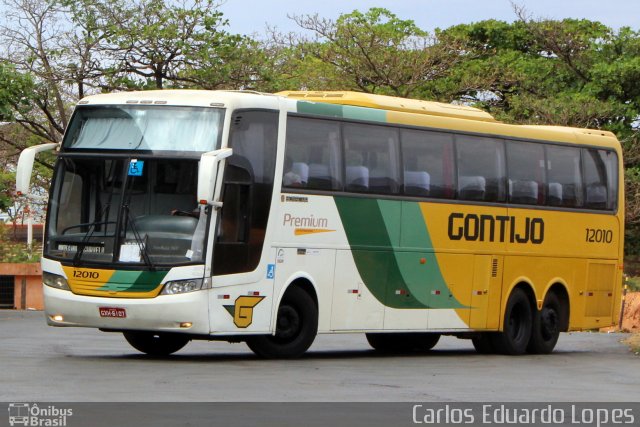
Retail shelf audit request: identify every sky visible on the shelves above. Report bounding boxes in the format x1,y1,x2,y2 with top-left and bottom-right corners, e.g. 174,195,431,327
218,0,640,37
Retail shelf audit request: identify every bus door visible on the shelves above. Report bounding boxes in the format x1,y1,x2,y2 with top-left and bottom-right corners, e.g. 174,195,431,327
209,110,279,334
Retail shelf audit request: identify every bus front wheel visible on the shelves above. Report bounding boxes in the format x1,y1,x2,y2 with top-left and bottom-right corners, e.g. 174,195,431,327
490,288,533,355
123,331,190,356
246,286,318,358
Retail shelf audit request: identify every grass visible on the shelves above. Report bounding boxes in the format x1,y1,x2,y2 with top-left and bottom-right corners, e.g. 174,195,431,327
623,333,640,355
0,240,41,263
626,276,640,292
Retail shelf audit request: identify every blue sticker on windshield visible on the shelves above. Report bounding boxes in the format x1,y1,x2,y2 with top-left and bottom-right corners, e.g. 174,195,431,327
128,160,144,176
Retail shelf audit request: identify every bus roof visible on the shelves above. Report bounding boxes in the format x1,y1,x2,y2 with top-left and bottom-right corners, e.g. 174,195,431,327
277,90,497,123
77,89,280,110
76,89,621,151
278,90,620,150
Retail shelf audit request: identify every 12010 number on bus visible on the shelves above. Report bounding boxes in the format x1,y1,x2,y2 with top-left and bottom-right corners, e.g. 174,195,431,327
585,228,613,243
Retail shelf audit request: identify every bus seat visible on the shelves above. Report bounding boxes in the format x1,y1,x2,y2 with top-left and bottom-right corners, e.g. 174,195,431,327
292,162,309,184
132,215,197,255
308,163,333,189
458,176,486,200
509,179,538,205
369,170,398,193
134,215,197,235
404,171,430,196
548,182,563,206
561,184,580,207
346,166,369,192
586,184,607,209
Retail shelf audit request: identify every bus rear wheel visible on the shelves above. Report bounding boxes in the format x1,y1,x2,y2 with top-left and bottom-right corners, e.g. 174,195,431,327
490,288,533,355
366,333,440,353
246,286,318,358
528,292,562,354
123,331,190,356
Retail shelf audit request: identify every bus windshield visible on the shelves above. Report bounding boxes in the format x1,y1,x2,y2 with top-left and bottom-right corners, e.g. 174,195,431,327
45,156,209,267
63,106,223,152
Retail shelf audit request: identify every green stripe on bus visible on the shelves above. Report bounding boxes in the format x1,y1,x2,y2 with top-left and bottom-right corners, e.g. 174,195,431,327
297,101,387,123
334,197,464,309
98,270,167,292
343,105,387,122
297,101,345,118
393,202,465,309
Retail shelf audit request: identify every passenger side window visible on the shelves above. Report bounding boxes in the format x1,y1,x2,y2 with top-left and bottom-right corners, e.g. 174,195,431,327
401,130,455,198
284,117,342,190
506,141,546,205
343,123,400,194
583,149,617,210
456,136,506,202
546,145,583,208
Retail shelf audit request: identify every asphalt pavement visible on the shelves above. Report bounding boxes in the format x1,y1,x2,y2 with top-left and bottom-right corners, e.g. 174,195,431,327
1,310,638,402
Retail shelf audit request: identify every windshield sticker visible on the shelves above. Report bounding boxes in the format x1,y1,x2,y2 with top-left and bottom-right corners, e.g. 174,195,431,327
128,159,144,176
119,243,142,262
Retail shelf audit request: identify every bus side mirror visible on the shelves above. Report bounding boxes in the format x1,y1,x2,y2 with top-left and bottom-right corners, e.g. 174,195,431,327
197,147,233,206
16,143,58,196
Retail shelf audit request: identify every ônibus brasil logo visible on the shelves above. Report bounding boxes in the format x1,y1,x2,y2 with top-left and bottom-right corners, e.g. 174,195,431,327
8,403,72,426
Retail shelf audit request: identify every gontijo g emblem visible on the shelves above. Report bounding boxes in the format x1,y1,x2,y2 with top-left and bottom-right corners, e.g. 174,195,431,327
223,296,265,328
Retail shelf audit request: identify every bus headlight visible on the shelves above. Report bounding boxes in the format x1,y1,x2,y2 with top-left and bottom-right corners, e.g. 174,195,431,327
43,272,70,290
161,278,205,295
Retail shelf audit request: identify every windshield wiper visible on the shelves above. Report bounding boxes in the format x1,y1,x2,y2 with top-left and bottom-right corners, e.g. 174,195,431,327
72,160,119,265
62,220,115,236
72,213,115,266
122,205,156,271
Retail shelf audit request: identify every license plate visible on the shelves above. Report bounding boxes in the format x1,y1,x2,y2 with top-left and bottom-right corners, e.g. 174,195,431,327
99,307,126,318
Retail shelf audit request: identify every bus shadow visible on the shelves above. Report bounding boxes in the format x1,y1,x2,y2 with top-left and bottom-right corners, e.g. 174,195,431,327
67,347,581,362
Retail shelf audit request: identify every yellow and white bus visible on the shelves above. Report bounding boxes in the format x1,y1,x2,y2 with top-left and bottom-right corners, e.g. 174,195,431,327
16,90,624,357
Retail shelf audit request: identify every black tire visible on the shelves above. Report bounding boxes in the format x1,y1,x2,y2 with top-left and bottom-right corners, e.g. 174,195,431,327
527,292,562,354
123,331,190,356
471,333,496,354
490,288,533,355
246,286,318,358
366,333,440,353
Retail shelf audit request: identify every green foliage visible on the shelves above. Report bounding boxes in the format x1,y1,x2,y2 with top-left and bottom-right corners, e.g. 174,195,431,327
283,8,461,97
0,169,14,212
437,19,640,134
68,0,263,90
0,62,36,122
0,226,41,263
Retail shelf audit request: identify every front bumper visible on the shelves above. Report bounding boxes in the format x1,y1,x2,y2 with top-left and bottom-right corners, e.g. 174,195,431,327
44,285,210,335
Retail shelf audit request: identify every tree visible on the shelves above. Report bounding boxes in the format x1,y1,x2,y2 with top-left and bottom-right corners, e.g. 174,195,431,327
0,62,35,122
438,16,640,252
278,8,464,97
93,0,264,90
0,0,74,144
